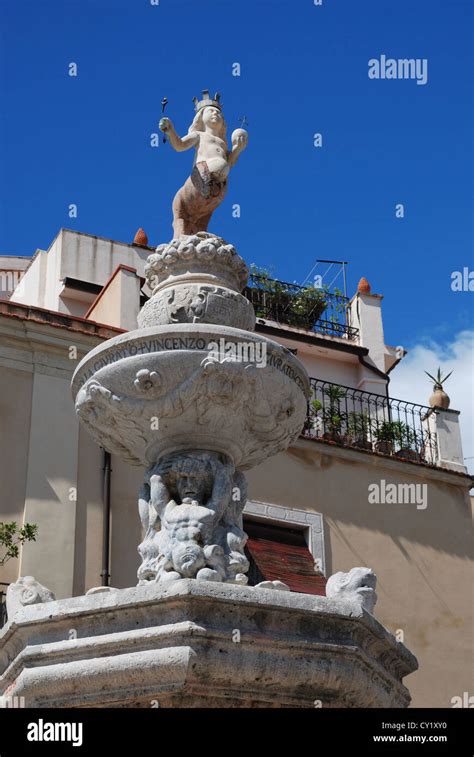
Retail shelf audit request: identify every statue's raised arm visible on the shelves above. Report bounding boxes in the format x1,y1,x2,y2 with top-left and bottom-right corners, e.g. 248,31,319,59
158,117,198,153
158,90,248,237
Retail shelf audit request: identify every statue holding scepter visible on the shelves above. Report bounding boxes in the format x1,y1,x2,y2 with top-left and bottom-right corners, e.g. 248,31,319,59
159,90,248,237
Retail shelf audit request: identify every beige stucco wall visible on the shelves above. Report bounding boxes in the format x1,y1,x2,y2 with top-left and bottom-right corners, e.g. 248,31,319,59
72,426,104,596
246,438,473,708
10,230,150,316
87,267,142,332
0,362,33,585
20,371,79,597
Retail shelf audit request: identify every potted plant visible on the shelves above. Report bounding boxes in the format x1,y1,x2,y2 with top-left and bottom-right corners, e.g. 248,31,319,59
425,367,452,410
374,420,400,455
320,384,347,442
308,397,322,436
347,411,373,450
374,420,418,457
248,266,327,330
287,285,327,330
395,427,421,461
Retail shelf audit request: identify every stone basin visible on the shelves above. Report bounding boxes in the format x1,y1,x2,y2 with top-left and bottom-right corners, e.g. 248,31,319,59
71,323,310,469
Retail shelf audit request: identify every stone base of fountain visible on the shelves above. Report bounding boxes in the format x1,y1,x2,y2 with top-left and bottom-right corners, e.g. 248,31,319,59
0,581,417,708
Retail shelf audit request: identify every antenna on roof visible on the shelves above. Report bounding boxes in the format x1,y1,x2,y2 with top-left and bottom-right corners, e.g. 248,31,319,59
302,259,349,297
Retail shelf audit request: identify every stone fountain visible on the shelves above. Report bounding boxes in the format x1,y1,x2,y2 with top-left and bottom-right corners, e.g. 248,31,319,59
72,89,309,589
0,91,417,708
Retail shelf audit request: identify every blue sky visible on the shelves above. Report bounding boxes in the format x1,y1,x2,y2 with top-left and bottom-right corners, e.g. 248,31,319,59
0,0,472,350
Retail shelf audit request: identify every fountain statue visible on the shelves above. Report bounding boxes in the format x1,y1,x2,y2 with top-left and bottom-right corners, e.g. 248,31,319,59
159,90,248,236
72,90,310,587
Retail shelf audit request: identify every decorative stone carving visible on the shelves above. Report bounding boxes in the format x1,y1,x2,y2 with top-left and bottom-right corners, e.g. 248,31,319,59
137,450,249,584
255,580,291,592
144,234,249,292
139,282,254,331
6,576,55,619
138,233,254,331
325,567,378,614
159,91,248,236
72,325,310,469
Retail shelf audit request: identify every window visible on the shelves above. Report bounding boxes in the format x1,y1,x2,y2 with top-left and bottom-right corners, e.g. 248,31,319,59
243,502,326,596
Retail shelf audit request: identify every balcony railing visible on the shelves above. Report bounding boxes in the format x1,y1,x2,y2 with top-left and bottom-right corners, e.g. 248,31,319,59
244,275,359,341
0,583,8,629
303,378,438,466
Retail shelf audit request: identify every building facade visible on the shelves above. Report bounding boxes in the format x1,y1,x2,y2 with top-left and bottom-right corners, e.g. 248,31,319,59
0,228,472,707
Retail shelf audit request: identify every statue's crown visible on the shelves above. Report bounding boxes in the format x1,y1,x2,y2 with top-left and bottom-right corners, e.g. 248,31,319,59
193,89,222,113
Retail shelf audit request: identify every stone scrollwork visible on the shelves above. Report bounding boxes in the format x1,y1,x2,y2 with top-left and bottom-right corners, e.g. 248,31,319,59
325,567,378,614
6,577,56,619
137,450,249,585
139,282,254,331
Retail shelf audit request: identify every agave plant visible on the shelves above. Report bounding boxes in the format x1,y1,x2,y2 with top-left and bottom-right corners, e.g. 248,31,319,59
425,367,453,390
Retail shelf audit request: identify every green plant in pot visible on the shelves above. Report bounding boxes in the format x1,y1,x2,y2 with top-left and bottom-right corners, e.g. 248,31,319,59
307,397,322,436
395,427,422,461
248,266,327,330
320,384,347,442
425,367,452,410
248,265,278,319
347,411,373,450
374,420,411,455
288,285,327,330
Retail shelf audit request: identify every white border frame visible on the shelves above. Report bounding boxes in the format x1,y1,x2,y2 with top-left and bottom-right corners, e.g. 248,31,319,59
243,500,326,575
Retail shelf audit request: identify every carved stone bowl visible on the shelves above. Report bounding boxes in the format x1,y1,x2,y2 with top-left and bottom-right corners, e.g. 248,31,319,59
71,324,310,469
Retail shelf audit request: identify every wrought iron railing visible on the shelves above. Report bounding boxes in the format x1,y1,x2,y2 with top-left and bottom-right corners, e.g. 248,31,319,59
244,275,359,341
0,583,8,628
303,378,438,465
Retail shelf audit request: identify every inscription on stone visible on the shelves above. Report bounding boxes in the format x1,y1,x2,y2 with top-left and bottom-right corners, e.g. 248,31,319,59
77,336,305,391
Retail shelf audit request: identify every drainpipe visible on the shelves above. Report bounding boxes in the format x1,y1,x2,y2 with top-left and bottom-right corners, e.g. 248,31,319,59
358,355,391,421
101,450,112,586
358,355,390,393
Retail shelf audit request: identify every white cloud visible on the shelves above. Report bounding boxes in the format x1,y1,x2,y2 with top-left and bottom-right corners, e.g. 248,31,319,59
389,330,474,475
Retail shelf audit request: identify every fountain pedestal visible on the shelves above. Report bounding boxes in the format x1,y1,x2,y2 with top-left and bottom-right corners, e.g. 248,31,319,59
0,581,417,708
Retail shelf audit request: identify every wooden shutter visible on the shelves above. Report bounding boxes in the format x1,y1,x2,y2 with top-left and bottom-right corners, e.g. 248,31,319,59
244,519,326,596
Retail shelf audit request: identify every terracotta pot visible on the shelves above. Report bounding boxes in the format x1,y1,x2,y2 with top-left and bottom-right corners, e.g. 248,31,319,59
395,448,420,462
340,434,353,447
429,387,450,410
323,431,341,443
375,440,393,455
353,439,372,451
